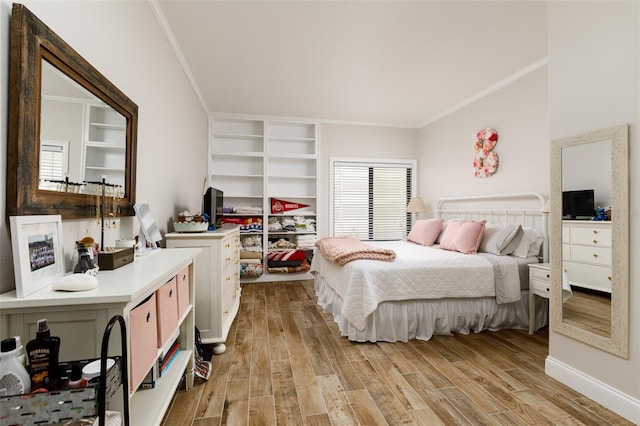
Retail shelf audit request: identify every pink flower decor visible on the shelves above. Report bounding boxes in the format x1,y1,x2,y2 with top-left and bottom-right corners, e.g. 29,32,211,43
473,128,499,177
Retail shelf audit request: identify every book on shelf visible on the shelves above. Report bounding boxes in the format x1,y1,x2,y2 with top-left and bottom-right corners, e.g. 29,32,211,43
159,340,181,377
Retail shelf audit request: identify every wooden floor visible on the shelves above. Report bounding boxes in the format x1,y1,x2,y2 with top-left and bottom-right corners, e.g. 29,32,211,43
563,288,612,338
162,280,632,426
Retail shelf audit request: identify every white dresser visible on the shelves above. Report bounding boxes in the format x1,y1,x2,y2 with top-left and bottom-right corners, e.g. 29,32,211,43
562,220,612,293
166,225,241,352
0,248,200,425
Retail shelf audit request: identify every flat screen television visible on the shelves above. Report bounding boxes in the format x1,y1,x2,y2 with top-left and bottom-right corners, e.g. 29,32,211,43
203,187,224,229
562,189,595,219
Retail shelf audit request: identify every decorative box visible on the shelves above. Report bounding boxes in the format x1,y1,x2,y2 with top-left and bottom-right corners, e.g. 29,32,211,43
98,247,134,270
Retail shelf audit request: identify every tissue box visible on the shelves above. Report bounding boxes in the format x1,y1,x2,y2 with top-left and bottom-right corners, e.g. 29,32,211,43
98,247,134,270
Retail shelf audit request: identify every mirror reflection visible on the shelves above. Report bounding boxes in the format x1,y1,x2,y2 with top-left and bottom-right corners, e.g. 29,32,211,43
561,141,612,338
7,3,137,219
40,60,127,195
550,123,628,358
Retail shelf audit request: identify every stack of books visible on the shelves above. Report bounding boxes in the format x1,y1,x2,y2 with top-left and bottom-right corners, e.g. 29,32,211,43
159,340,181,377
140,339,181,389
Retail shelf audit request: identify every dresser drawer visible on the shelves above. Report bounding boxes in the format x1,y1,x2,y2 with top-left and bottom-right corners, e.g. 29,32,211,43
529,266,550,282
570,226,611,246
222,263,239,315
530,278,550,296
563,261,612,292
570,245,611,265
222,235,238,268
529,266,550,297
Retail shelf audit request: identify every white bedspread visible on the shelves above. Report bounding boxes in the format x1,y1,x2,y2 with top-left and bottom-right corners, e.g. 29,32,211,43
310,240,523,331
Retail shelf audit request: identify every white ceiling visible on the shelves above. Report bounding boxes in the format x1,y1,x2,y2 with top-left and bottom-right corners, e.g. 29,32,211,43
154,1,547,128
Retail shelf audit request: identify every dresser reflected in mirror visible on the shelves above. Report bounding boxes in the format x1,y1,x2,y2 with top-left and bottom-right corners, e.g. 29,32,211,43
550,124,628,358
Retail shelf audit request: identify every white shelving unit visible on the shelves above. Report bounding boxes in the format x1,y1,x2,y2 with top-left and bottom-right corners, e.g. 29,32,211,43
210,116,318,283
0,248,200,425
83,104,126,187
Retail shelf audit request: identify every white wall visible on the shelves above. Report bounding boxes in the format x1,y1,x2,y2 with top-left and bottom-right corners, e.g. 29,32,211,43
318,123,418,238
547,1,639,420
0,1,208,293
417,67,549,213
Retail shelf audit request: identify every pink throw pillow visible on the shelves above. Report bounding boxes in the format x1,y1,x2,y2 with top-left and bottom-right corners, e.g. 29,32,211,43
439,220,487,254
407,219,443,246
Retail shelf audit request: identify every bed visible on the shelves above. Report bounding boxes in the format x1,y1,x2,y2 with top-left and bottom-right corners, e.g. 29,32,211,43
310,192,550,342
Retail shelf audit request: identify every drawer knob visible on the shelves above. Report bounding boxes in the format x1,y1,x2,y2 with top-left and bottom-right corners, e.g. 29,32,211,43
224,310,229,315
593,239,598,244
546,274,550,279
225,276,231,281
546,288,549,292
169,289,173,297
225,243,231,248
608,276,612,281
225,257,231,262
146,312,151,322
593,230,598,234
593,253,598,258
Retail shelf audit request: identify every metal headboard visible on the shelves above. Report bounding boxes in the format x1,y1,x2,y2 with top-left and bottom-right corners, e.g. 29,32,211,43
435,192,549,262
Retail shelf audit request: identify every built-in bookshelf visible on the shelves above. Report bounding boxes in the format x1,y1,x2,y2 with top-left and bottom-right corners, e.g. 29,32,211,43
210,116,318,282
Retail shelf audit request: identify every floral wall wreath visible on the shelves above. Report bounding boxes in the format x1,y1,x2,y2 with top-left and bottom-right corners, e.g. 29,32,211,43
473,128,499,178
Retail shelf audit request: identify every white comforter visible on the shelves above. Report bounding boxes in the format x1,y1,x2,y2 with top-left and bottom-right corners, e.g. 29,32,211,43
310,240,522,331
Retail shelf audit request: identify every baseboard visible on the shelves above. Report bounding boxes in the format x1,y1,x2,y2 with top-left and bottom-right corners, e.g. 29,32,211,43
545,356,640,424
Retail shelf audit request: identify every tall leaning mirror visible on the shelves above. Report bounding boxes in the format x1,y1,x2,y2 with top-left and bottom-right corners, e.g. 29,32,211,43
7,3,137,219
550,123,629,358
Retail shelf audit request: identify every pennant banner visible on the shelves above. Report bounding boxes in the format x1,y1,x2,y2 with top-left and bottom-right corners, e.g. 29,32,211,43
271,198,309,214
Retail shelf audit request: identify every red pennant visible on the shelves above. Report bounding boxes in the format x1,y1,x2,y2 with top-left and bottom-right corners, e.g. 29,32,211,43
271,198,309,213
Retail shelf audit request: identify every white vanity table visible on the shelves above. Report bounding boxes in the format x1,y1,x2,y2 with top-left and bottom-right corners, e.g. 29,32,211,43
0,247,200,425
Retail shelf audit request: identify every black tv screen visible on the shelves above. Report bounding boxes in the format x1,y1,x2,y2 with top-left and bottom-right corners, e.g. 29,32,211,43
562,189,595,219
203,187,224,228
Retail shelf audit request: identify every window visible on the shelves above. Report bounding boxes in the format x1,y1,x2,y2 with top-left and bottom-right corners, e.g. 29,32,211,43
331,158,416,240
39,140,69,190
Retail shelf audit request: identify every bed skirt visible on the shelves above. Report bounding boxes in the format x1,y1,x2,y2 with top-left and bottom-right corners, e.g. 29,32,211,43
314,273,549,343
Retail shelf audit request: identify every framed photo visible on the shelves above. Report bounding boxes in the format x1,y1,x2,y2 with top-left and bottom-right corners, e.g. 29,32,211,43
10,215,65,298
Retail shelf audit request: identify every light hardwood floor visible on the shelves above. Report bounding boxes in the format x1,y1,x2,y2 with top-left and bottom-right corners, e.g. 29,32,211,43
563,288,612,338
162,280,632,425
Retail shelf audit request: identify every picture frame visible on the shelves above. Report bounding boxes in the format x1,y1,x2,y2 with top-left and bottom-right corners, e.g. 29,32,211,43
10,215,65,298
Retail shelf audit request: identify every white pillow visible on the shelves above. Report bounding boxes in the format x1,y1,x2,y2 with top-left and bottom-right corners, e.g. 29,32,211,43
479,223,523,255
511,227,544,258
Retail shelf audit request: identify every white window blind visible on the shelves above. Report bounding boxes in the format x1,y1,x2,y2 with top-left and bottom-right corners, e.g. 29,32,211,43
39,140,68,190
332,159,414,240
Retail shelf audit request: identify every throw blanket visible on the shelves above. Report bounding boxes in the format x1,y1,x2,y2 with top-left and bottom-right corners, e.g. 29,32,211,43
315,236,396,266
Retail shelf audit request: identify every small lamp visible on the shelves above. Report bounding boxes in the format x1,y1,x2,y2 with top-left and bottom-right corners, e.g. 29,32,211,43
407,196,428,221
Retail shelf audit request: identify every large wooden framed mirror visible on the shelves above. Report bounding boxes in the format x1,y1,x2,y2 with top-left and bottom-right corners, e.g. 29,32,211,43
550,123,629,358
7,3,137,219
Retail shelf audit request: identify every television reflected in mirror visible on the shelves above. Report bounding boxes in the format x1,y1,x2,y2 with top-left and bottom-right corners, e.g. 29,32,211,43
562,189,595,220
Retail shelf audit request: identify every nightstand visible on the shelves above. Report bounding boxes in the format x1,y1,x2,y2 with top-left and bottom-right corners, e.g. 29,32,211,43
528,263,550,334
